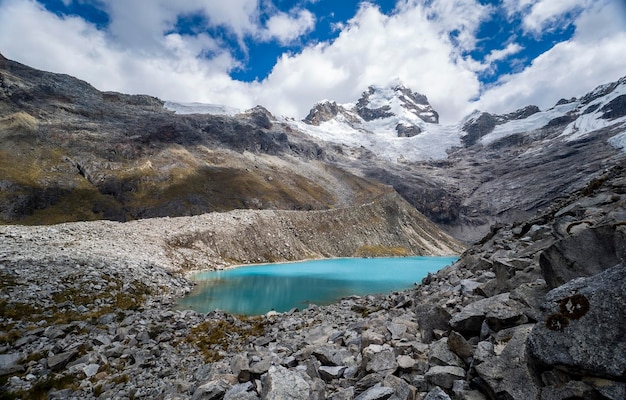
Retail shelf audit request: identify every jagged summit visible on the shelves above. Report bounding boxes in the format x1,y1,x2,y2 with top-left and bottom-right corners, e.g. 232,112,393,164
303,82,439,136
462,77,626,147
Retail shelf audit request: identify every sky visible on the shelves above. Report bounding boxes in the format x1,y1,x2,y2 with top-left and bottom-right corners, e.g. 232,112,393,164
0,0,625,124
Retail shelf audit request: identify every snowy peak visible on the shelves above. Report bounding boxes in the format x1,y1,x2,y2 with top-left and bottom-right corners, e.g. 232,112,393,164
461,76,626,147
302,82,439,139
294,82,458,163
302,101,361,126
355,83,439,124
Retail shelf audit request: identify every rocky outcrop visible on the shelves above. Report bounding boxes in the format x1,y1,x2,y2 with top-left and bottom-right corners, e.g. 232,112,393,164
539,224,626,288
0,56,392,224
528,263,626,379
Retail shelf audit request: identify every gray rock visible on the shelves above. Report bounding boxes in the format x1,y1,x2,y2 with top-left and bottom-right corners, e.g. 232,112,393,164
425,366,466,389
318,365,346,382
355,373,384,395
429,338,465,368
231,354,251,382
224,382,259,400
527,263,626,379
0,353,23,376
386,322,408,340
312,345,354,367
424,387,452,400
383,374,416,400
540,380,596,400
47,350,78,372
354,385,394,400
361,330,385,348
396,355,416,370
474,324,539,400
249,357,272,375
539,224,626,289
261,366,310,400
582,377,626,400
447,331,472,361
472,341,494,364
82,363,100,378
459,279,482,296
192,379,232,400
363,345,398,375
414,304,451,344
449,293,527,335
0,353,20,369
328,387,355,400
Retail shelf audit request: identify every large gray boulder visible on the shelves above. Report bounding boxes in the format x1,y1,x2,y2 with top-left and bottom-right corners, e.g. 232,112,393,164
527,263,626,379
415,304,451,343
539,224,626,289
449,293,527,336
261,366,311,400
474,324,540,400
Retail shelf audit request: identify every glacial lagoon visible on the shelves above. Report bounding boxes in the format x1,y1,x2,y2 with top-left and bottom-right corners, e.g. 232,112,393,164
178,256,457,315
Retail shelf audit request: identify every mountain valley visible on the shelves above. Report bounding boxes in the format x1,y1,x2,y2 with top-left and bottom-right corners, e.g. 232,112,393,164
1,54,625,399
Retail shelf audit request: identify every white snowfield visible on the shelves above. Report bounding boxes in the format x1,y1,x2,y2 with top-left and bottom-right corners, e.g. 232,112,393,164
164,79,626,163
164,101,241,116
560,81,626,141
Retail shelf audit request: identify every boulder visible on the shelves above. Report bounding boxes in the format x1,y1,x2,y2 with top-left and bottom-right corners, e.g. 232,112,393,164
363,345,398,375
261,366,310,400
527,263,626,379
318,366,347,382
474,324,540,400
429,338,465,368
192,379,232,400
312,345,355,367
383,374,417,400
354,385,394,400
47,350,78,372
424,387,452,400
425,366,466,389
449,293,527,335
447,331,472,361
415,304,451,343
328,387,355,400
539,224,626,288
540,381,597,400
397,355,417,370
0,353,23,376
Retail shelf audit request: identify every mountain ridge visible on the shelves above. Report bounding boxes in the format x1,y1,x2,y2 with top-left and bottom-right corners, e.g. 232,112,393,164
1,54,625,244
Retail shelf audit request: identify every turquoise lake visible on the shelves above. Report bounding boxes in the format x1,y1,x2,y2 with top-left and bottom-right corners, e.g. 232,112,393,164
178,256,457,315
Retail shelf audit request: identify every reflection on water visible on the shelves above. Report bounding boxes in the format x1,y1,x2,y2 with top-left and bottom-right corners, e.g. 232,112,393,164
177,256,457,315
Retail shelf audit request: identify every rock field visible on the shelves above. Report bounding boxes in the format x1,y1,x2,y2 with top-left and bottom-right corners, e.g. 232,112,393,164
1,162,625,399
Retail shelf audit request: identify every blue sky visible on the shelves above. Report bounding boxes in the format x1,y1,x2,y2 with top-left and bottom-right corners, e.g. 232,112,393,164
1,0,625,123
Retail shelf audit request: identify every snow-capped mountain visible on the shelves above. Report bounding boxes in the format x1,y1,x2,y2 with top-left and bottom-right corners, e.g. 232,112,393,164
291,82,457,162
290,77,626,163
462,76,626,148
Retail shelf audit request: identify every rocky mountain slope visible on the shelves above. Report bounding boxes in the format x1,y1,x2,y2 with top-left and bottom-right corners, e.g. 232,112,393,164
1,145,623,399
0,54,393,226
2,53,625,247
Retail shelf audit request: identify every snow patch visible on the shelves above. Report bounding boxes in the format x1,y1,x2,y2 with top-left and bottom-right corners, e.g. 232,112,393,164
164,101,241,116
560,81,626,141
609,130,626,152
287,118,461,162
480,103,577,145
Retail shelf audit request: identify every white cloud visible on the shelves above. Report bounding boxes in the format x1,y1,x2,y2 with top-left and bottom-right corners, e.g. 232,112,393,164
485,43,523,64
476,0,626,115
260,9,316,45
253,1,489,122
522,0,591,34
0,0,624,126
